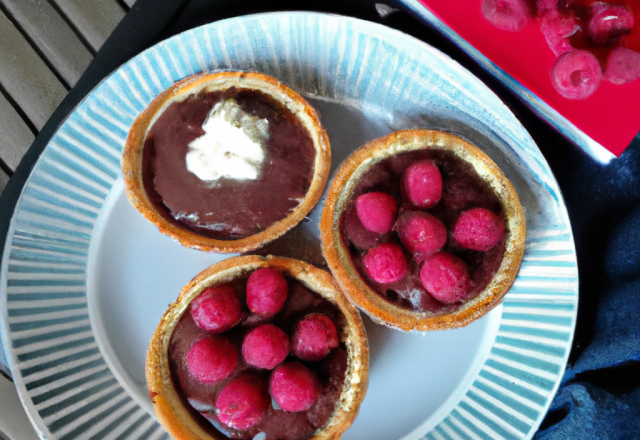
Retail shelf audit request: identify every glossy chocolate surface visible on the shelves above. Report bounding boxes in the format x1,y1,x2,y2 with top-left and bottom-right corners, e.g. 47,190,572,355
169,277,347,440
143,88,316,239
344,149,506,313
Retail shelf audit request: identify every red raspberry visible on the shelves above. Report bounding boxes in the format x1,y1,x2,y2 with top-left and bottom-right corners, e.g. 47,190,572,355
551,50,602,100
454,208,505,252
589,4,634,47
395,211,447,257
604,47,640,85
291,314,339,362
270,362,321,412
355,192,398,234
191,284,242,333
215,374,270,429
482,0,532,32
242,324,290,370
363,243,408,284
541,9,581,56
345,205,386,250
246,268,288,316
401,160,442,209
419,252,471,304
186,336,237,384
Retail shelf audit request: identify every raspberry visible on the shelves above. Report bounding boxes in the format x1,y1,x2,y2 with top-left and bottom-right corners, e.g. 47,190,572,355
345,205,386,250
215,374,270,429
355,192,398,234
588,4,634,47
242,324,290,370
536,0,557,14
395,211,447,257
270,362,321,412
186,336,237,384
482,0,532,32
401,160,442,209
541,9,581,56
246,268,288,316
363,243,408,284
453,208,505,252
191,284,242,333
291,314,339,362
419,252,471,304
604,47,640,85
550,50,602,99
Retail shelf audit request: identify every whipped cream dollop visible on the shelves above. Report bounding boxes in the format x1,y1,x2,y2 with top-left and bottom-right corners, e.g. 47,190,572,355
186,99,269,182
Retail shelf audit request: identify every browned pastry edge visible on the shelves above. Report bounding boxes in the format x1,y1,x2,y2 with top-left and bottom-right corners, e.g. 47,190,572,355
146,255,370,440
122,71,331,253
320,129,527,332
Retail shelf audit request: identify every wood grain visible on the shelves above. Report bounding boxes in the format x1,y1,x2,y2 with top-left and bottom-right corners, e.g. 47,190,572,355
0,92,34,170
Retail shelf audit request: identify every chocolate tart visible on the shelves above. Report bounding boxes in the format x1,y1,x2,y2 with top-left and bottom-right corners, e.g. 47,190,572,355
123,71,331,253
146,255,369,440
320,130,526,332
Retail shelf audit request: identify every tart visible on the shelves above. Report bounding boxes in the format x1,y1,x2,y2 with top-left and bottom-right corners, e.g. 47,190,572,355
320,130,526,332
123,71,330,253
146,255,369,440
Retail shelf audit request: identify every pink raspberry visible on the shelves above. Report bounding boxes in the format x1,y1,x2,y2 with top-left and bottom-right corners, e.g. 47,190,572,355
588,3,634,47
419,252,471,304
242,324,290,370
215,374,270,429
395,211,447,257
355,192,398,234
482,0,532,32
604,47,640,85
363,243,408,284
270,362,321,412
344,205,386,250
246,268,288,316
401,160,442,209
291,314,339,362
186,336,237,384
550,50,602,99
191,284,242,333
536,0,557,14
453,208,505,252
541,9,581,56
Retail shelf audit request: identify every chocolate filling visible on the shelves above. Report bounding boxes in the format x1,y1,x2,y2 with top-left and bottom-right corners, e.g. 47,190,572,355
142,88,316,239
344,149,506,313
169,277,347,440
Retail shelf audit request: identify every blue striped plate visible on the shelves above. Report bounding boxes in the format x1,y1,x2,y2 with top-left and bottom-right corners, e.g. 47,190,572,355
0,12,577,440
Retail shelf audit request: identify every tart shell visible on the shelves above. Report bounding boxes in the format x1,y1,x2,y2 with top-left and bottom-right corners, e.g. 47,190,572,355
122,71,331,253
320,129,527,332
146,255,369,440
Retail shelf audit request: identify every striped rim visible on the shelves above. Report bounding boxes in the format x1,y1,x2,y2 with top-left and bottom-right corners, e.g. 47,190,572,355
0,12,577,440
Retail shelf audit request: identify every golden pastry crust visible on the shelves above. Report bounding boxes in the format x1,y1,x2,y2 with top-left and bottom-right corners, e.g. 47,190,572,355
146,255,369,440
122,71,331,253
320,129,526,332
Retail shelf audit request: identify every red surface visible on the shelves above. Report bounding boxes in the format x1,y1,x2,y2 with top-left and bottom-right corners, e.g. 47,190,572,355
418,0,640,156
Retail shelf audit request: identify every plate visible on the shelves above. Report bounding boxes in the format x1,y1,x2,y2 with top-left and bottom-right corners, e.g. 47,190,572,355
0,12,578,440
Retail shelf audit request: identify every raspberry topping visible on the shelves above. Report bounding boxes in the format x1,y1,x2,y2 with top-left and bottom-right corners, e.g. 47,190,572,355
402,160,442,209
186,336,237,384
291,314,339,362
541,9,581,56
604,47,640,85
550,50,602,99
419,252,471,304
191,284,242,333
345,205,387,250
246,268,288,316
395,211,447,257
588,3,634,47
270,362,321,412
215,374,270,429
242,324,290,370
363,243,408,284
454,207,505,252
355,192,398,234
481,0,531,32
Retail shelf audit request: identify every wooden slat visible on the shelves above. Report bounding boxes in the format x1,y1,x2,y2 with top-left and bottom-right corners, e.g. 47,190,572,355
0,93,34,170
0,0,93,87
123,0,136,8
51,0,126,51
0,167,9,195
0,11,67,130
0,375,39,440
